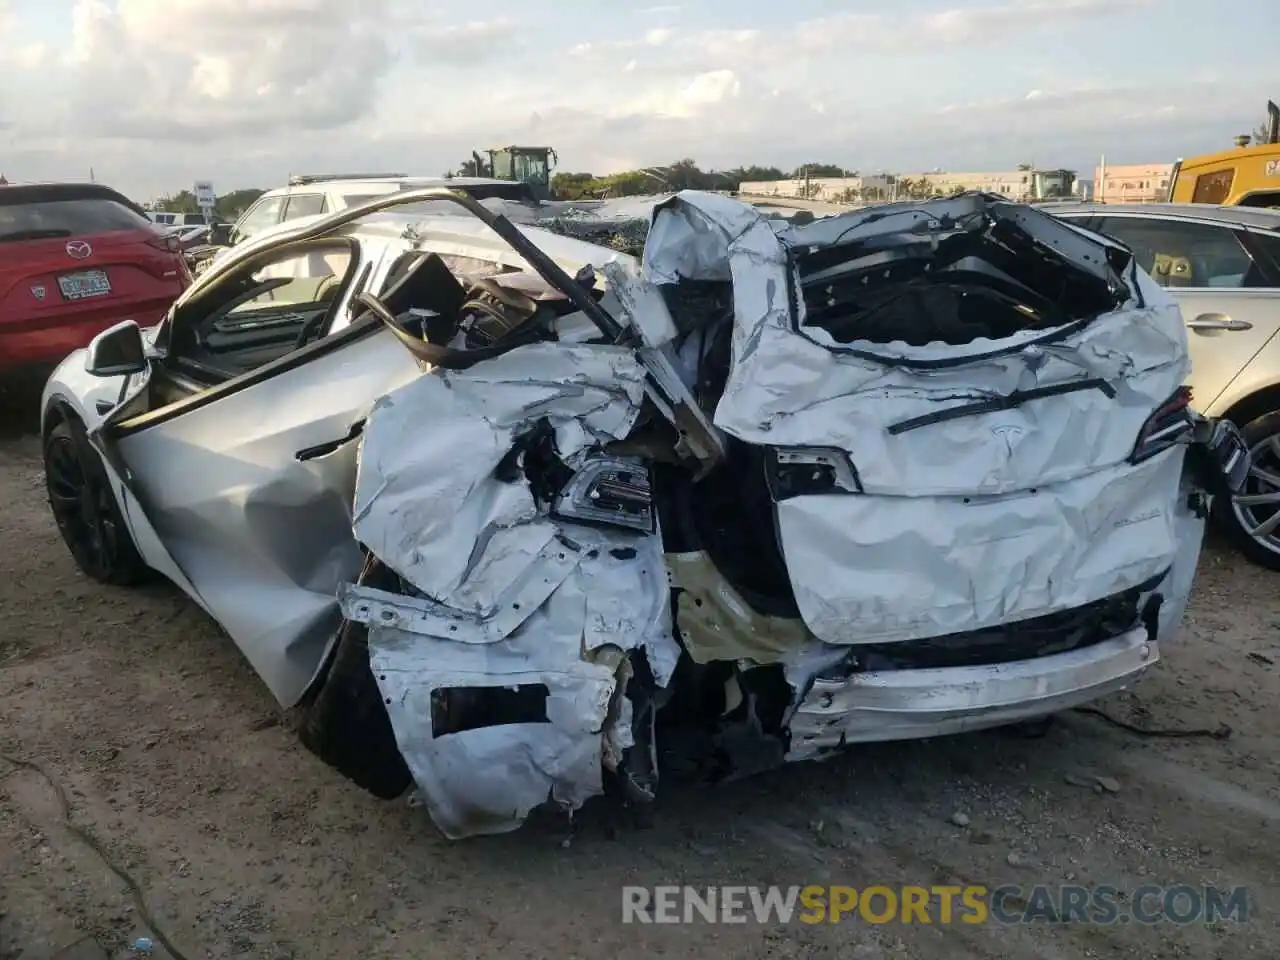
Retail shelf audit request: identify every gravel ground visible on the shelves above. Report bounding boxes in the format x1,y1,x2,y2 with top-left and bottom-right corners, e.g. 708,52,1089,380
1,383,1278,960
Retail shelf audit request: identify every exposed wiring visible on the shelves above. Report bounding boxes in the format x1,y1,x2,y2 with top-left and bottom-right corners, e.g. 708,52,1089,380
0,752,194,960
1072,707,1233,740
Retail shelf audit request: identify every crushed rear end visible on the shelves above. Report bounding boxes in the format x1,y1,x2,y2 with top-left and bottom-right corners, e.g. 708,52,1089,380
339,191,1247,838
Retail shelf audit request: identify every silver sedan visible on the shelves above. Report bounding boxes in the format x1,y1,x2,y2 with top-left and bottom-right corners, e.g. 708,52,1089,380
1051,202,1280,569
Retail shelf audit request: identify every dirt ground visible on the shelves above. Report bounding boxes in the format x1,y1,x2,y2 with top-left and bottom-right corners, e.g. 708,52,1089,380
1,384,1278,960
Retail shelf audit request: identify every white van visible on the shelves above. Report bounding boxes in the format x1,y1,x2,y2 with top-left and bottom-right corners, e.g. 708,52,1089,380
148,211,209,227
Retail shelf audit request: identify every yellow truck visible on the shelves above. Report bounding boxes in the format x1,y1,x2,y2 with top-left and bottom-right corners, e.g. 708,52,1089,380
1169,100,1280,207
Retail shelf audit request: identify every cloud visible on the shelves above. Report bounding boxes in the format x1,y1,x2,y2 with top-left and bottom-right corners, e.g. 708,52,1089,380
413,17,521,63
0,0,43,68
0,0,1266,200
914,0,1149,42
572,1,1154,67
57,0,416,139
624,69,742,120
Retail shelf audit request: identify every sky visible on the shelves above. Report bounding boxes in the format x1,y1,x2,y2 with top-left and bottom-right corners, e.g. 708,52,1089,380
0,0,1275,200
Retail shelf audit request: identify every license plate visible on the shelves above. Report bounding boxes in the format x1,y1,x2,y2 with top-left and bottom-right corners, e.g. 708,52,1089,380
58,269,111,301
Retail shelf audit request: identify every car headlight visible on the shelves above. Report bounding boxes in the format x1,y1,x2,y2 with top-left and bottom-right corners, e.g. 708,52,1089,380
764,446,862,500
551,456,655,533
1130,386,1195,464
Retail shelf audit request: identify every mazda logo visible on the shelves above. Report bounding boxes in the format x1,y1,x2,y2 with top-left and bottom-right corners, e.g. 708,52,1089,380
65,241,92,259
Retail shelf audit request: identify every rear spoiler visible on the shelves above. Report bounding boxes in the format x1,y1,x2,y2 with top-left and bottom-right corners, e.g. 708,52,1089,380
0,182,149,220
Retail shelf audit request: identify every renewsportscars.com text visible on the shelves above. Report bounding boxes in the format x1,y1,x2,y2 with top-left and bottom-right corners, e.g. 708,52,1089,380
621,884,1250,926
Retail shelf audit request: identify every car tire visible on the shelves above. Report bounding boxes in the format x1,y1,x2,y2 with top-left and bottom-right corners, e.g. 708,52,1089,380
294,565,413,800
43,417,148,586
1214,409,1280,571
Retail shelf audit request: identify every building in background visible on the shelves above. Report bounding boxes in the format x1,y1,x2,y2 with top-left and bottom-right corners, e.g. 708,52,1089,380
900,170,1029,198
738,168,1081,203
737,174,895,202
1094,163,1174,203
896,168,1078,201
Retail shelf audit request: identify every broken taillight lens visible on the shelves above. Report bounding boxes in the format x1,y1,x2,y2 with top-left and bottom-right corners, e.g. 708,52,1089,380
1130,386,1195,463
146,233,181,254
764,446,862,500
551,457,654,533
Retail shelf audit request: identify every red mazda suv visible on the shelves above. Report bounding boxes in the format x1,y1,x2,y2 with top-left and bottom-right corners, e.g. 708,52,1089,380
0,182,190,374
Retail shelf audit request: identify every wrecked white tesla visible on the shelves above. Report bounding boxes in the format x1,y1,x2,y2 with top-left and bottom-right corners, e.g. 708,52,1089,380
41,188,1248,839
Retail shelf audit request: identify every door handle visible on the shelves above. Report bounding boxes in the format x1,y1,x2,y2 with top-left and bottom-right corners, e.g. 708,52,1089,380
1187,313,1252,332
295,419,366,462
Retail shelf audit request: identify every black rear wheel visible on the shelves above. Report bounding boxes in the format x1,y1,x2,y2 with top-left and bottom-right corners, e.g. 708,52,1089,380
43,417,147,586
294,557,413,800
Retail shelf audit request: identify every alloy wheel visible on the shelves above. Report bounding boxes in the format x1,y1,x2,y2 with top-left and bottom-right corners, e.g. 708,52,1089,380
1230,432,1280,558
45,433,121,578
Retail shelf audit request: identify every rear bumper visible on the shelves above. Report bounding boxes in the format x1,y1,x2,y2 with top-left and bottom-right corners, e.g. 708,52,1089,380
0,300,172,371
786,625,1156,758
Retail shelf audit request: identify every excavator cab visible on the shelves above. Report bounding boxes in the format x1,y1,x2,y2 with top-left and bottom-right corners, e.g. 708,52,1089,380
1169,100,1280,207
478,146,558,201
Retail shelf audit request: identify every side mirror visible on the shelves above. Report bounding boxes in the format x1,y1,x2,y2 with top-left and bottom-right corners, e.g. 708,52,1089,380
208,222,232,246
85,320,147,378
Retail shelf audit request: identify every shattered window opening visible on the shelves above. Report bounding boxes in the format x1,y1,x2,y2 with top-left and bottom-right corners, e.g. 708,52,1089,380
783,195,1136,363
166,238,361,384
791,199,1129,351
431,684,551,737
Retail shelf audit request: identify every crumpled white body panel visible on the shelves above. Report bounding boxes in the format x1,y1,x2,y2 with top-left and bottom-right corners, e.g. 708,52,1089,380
352,342,646,613
340,190,1212,837
778,448,1187,645
643,192,1198,645
644,193,1189,495
350,524,674,839
348,343,678,838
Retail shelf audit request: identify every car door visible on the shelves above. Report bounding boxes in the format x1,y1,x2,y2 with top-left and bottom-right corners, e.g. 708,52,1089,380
97,237,421,706
1091,213,1280,414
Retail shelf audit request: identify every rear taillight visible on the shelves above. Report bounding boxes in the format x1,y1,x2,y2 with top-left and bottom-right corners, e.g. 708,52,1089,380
146,233,181,253
550,456,655,533
1130,386,1195,463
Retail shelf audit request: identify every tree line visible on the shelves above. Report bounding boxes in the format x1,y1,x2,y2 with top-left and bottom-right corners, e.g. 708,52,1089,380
148,158,985,213
148,162,856,213
545,160,862,200
150,188,266,219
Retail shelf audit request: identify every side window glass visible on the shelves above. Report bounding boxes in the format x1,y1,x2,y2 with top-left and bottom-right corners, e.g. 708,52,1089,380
1246,232,1280,286
1192,170,1234,204
1055,215,1103,235
282,193,326,221
231,196,285,243
1095,218,1261,289
176,244,356,375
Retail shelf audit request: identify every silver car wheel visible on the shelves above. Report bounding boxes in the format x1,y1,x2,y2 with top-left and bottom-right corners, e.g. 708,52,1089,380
1231,432,1280,557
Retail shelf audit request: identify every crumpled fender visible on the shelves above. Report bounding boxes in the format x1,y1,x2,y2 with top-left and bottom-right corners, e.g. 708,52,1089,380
346,340,679,838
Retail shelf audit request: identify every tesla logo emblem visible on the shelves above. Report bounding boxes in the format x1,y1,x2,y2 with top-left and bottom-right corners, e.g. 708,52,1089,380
30,284,46,300
991,424,1024,448
65,240,92,259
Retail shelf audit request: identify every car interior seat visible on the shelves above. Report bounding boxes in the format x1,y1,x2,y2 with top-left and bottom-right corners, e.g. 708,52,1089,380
1151,251,1194,287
